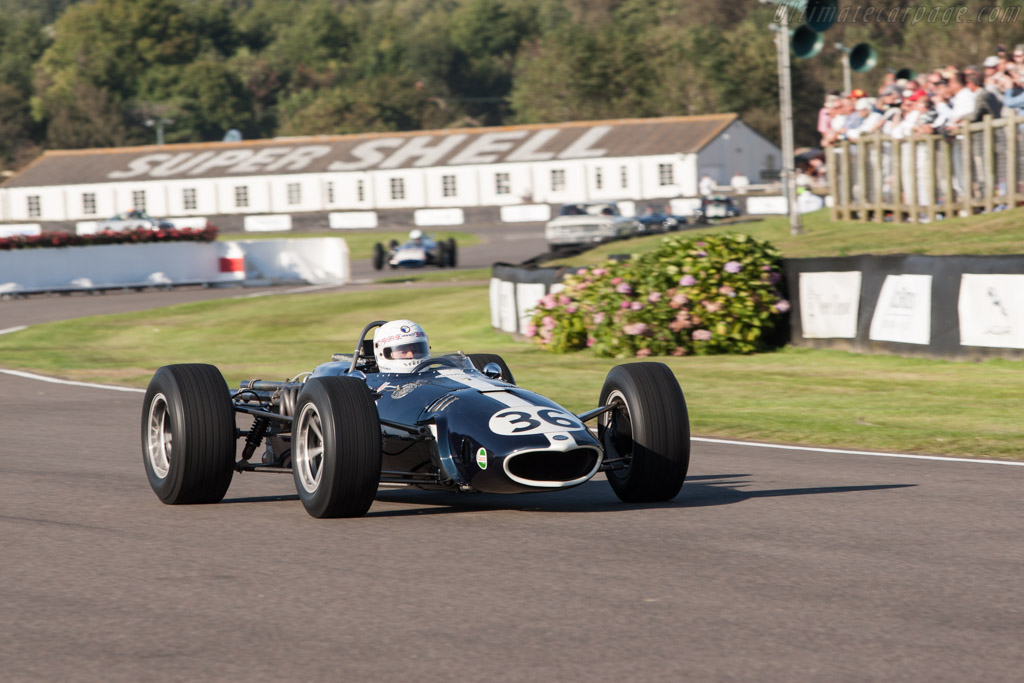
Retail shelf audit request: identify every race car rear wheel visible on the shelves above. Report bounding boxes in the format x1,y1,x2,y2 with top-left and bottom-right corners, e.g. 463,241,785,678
141,363,236,505
292,376,381,518
598,362,689,503
446,238,458,267
437,240,450,268
372,242,385,270
467,353,515,384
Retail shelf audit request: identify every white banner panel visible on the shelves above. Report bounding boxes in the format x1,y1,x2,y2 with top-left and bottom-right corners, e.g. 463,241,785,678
244,214,293,232
0,224,42,238
500,204,551,223
869,274,932,345
516,282,547,334
329,211,378,229
168,217,210,229
489,278,502,328
414,208,465,226
958,274,1024,349
746,196,788,215
799,271,862,338
498,280,517,332
668,198,702,216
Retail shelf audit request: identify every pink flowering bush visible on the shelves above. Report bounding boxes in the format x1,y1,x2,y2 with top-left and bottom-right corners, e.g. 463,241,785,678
527,233,788,358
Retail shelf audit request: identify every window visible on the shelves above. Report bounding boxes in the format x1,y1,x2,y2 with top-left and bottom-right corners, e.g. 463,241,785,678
183,188,197,211
594,168,603,190
326,181,335,204
495,172,510,195
132,190,146,212
287,182,301,205
442,174,457,197
27,195,40,218
390,177,405,200
658,163,674,186
82,193,97,215
357,179,365,202
551,169,566,192
620,166,629,189
235,186,249,208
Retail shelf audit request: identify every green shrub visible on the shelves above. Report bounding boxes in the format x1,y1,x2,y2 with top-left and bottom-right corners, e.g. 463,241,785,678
525,233,789,358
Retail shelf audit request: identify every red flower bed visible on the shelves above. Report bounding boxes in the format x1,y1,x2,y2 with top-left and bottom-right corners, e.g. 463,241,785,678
0,224,218,250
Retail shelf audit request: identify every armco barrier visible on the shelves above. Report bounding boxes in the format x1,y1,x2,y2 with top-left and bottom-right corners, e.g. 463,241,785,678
490,263,567,335
0,238,349,294
492,255,1024,359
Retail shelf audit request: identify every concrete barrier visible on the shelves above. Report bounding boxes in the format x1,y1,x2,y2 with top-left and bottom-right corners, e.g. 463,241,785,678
0,238,349,294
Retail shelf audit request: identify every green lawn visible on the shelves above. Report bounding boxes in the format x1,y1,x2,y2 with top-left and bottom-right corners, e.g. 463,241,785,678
549,207,1024,267
1,284,1021,460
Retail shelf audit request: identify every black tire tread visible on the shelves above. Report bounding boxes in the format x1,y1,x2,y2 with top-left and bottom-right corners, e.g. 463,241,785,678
600,362,689,503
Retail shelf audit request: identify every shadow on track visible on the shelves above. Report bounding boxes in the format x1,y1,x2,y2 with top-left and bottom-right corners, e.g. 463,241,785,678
365,473,915,517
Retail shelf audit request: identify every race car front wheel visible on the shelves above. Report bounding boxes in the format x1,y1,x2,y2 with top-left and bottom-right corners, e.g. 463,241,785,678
292,377,381,518
372,242,385,270
598,362,689,503
446,238,458,267
141,364,236,504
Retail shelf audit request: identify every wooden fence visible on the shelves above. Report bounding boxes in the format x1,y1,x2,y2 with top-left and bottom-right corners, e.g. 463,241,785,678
828,112,1024,222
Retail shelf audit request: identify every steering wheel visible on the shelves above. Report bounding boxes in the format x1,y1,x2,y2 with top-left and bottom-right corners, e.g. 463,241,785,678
411,357,460,373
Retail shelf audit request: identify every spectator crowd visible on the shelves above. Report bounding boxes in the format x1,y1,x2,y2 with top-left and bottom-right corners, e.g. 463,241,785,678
818,43,1024,147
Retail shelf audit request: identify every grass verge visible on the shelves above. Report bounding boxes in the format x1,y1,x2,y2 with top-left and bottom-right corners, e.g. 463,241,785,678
1,284,1021,460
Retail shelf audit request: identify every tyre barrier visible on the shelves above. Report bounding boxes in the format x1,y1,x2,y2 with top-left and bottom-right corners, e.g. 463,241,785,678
490,263,569,336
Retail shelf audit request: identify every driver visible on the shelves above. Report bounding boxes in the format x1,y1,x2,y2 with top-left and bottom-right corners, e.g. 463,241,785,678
372,320,430,373
409,229,424,244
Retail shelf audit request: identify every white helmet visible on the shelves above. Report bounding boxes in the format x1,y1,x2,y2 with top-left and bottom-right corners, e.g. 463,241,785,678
373,320,430,373
409,229,424,240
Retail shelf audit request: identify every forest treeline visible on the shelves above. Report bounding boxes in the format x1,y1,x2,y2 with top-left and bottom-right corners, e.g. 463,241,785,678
2,0,1023,170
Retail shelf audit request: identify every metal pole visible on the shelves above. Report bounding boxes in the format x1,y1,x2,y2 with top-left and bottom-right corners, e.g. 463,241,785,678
842,51,852,94
775,10,804,235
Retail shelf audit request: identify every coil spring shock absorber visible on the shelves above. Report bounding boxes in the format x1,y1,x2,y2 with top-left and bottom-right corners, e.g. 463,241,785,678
241,416,271,462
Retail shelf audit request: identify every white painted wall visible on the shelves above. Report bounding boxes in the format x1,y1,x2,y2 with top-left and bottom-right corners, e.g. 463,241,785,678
696,120,779,186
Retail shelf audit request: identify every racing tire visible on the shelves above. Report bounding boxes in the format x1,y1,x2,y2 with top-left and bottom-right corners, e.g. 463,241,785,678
467,353,515,384
141,364,236,505
292,376,381,518
598,362,689,503
437,241,450,268
446,238,458,267
372,242,385,271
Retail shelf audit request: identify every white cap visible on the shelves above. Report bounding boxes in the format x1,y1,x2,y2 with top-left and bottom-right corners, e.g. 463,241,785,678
373,320,430,373
984,56,1000,68
409,229,424,240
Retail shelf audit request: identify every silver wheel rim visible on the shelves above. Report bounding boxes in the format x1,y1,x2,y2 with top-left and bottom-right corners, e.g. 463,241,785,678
295,403,325,494
146,393,172,479
601,389,632,477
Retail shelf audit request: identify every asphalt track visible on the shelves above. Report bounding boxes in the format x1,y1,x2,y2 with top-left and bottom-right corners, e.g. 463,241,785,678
2,227,1023,681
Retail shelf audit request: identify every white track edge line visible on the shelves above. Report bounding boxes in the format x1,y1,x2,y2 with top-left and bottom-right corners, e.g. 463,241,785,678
0,368,145,393
0,325,27,336
691,437,1024,467
1,364,1020,467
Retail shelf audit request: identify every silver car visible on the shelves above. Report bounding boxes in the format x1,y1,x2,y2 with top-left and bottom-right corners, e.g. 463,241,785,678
544,202,639,251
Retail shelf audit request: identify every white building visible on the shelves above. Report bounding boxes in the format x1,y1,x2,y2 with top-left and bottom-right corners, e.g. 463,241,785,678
0,114,779,230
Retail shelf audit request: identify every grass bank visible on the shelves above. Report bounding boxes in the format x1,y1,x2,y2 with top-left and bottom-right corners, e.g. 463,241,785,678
1,284,1020,460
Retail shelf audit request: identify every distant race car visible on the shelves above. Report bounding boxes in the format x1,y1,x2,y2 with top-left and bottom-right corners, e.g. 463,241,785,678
636,206,688,234
545,202,640,251
693,195,742,223
373,230,457,269
99,209,175,232
141,320,691,518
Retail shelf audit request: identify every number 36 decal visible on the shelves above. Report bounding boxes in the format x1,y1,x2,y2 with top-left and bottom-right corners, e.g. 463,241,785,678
487,406,582,436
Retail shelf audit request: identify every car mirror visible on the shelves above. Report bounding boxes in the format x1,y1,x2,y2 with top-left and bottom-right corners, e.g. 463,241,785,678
482,362,502,379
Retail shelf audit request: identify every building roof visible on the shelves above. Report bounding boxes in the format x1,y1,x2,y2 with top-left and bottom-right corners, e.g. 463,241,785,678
3,114,739,189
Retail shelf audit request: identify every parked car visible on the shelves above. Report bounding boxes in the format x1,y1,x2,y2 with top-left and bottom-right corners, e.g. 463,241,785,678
99,209,175,232
636,206,688,234
373,230,457,270
693,195,741,223
140,320,691,518
545,202,640,251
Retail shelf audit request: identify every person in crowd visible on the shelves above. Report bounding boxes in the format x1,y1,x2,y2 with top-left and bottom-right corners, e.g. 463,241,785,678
943,71,977,133
730,171,750,193
846,97,882,139
698,173,715,196
998,67,1024,114
1014,44,1024,69
983,56,1003,96
818,93,839,142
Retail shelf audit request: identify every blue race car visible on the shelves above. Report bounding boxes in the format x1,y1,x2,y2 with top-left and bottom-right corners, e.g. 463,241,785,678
373,230,457,269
